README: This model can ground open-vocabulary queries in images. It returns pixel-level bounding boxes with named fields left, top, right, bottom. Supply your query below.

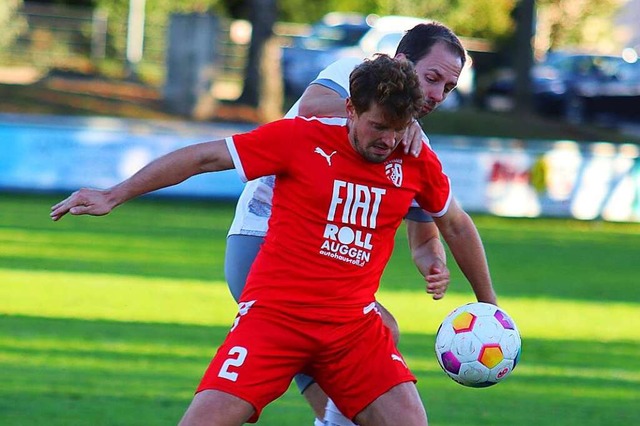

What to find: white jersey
left=227, top=57, right=431, bottom=237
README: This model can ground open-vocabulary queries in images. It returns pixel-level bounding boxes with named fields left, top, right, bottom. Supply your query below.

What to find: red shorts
left=196, top=301, right=416, bottom=423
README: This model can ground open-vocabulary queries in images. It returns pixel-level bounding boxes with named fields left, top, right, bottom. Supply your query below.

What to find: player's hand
left=425, top=259, right=450, bottom=300
left=401, top=119, right=423, bottom=157
left=50, top=188, right=114, bottom=221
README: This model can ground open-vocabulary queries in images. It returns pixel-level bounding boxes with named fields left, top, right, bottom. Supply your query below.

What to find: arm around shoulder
left=298, top=84, right=348, bottom=118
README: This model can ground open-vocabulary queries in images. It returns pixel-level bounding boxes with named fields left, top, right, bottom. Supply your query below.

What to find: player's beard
left=352, top=130, right=396, bottom=164
left=419, top=100, right=437, bottom=117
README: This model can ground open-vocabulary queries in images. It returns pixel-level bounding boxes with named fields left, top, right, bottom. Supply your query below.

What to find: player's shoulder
left=421, top=130, right=431, bottom=147
left=398, top=134, right=440, bottom=168
left=262, top=116, right=346, bottom=132
left=314, top=57, right=364, bottom=86
left=413, top=138, right=447, bottom=176
left=294, top=115, right=347, bottom=129
left=262, top=116, right=346, bottom=149
left=322, top=57, right=363, bottom=73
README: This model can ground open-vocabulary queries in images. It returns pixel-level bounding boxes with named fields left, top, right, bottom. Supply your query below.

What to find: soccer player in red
left=226, top=22, right=466, bottom=425
left=51, top=55, right=497, bottom=425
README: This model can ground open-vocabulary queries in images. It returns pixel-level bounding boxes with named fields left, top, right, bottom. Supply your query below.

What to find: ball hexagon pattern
left=435, top=302, right=521, bottom=387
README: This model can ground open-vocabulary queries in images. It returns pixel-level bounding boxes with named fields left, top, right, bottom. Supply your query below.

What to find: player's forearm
left=109, top=141, right=231, bottom=207
left=410, top=234, right=446, bottom=276
left=406, top=220, right=446, bottom=275
left=440, top=214, right=497, bottom=305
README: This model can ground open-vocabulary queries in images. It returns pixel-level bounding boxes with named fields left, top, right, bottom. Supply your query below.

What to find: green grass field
left=1, top=192, right=639, bottom=425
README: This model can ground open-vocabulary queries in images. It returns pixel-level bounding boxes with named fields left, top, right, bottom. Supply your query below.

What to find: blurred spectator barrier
left=2, top=114, right=639, bottom=223
left=432, top=135, right=640, bottom=222
left=0, top=114, right=254, bottom=199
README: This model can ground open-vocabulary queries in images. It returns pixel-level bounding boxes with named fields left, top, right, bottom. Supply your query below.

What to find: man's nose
left=381, top=130, right=398, bottom=146
left=426, top=86, right=445, bottom=103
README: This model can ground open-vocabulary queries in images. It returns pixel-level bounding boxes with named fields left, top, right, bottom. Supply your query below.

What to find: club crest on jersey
left=384, top=160, right=403, bottom=187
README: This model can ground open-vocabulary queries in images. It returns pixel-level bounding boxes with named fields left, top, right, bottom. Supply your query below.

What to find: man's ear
left=345, top=98, right=356, bottom=119
left=394, top=53, right=407, bottom=61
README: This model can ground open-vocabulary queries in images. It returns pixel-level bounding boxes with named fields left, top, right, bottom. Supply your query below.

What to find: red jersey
left=226, top=116, right=451, bottom=310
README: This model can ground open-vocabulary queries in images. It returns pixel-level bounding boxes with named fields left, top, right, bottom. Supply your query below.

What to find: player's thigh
left=224, top=235, right=264, bottom=301
left=197, top=307, right=311, bottom=422
left=376, top=301, right=400, bottom=344
left=354, top=382, right=427, bottom=426
left=179, top=389, right=254, bottom=426
left=312, top=313, right=415, bottom=420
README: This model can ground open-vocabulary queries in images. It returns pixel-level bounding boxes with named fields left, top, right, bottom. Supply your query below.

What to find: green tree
left=278, top=0, right=516, bottom=40
left=94, top=0, right=226, bottom=62
left=235, top=0, right=278, bottom=108
left=536, top=0, right=625, bottom=53
left=512, top=0, right=536, bottom=113
left=0, top=0, right=27, bottom=50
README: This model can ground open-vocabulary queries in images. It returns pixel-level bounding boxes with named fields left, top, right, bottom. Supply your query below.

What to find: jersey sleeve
left=226, top=119, right=295, bottom=183
left=414, top=146, right=452, bottom=217
left=282, top=58, right=361, bottom=119
left=404, top=202, right=434, bottom=222
left=310, top=57, right=362, bottom=99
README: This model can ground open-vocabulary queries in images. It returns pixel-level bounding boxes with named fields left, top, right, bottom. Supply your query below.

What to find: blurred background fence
left=0, top=3, right=109, bottom=68
left=1, top=4, right=94, bottom=66
left=0, top=2, right=306, bottom=90
left=0, top=3, right=238, bottom=85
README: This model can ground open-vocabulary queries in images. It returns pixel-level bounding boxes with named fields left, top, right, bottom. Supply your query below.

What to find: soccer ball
left=434, top=302, right=521, bottom=388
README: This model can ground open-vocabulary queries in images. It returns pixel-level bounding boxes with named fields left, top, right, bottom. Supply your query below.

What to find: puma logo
left=363, top=302, right=380, bottom=316
left=314, top=147, right=337, bottom=166
left=391, top=354, right=407, bottom=368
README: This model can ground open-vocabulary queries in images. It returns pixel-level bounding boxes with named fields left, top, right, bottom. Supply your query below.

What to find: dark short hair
left=395, top=21, right=467, bottom=69
left=349, top=54, right=424, bottom=123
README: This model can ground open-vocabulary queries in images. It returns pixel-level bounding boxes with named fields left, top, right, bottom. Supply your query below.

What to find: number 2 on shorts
left=217, top=346, right=248, bottom=381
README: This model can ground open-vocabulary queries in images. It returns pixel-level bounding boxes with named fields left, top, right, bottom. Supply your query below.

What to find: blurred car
left=560, top=54, right=640, bottom=124
left=480, top=52, right=640, bottom=124
left=281, top=13, right=372, bottom=98
left=281, top=15, right=475, bottom=108
left=478, top=64, right=567, bottom=113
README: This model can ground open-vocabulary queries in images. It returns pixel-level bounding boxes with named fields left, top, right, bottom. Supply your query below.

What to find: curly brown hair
left=349, top=54, right=424, bottom=124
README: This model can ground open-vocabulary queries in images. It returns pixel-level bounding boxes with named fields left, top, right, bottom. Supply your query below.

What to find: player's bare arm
left=406, top=220, right=450, bottom=300
left=50, top=140, right=232, bottom=221
left=298, top=84, right=347, bottom=118
left=433, top=199, right=498, bottom=305
left=299, top=84, right=423, bottom=157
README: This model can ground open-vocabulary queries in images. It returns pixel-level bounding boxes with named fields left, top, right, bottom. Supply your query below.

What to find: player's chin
left=420, top=103, right=437, bottom=117
left=366, top=148, right=392, bottom=162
